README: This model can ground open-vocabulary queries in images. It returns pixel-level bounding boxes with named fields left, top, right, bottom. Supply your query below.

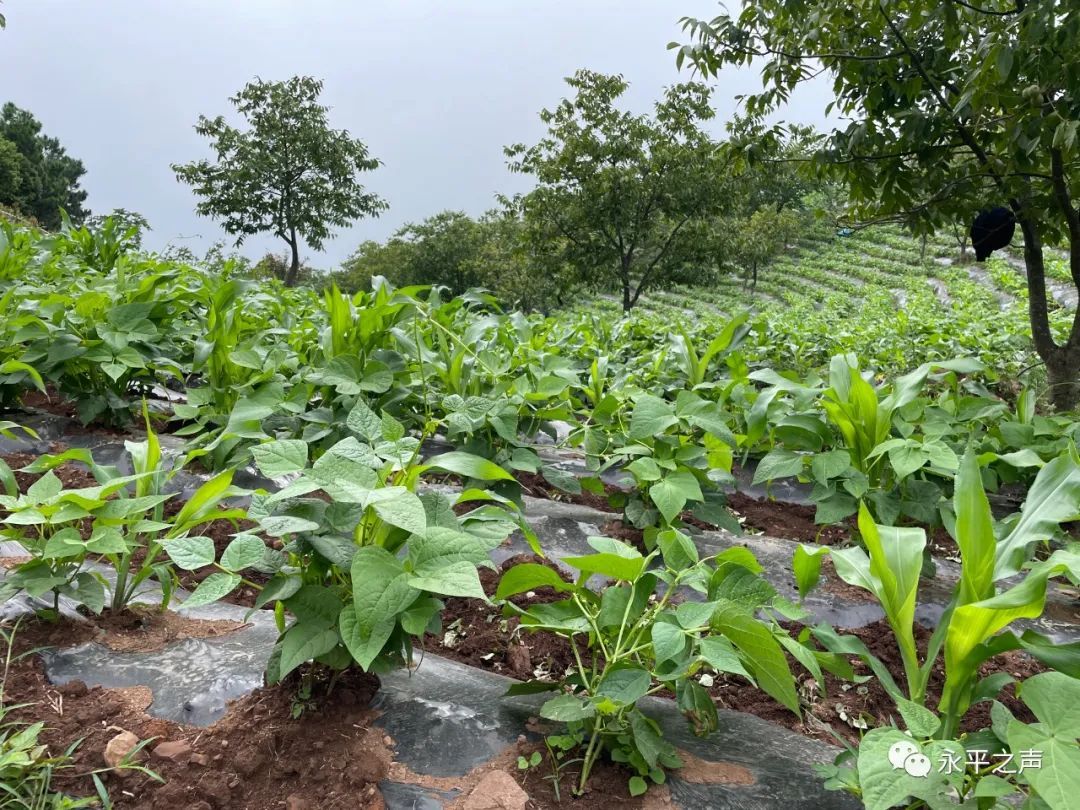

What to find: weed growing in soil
left=0, top=621, right=159, bottom=807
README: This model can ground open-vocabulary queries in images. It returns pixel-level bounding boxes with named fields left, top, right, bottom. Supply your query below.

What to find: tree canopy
left=172, top=75, right=387, bottom=287
left=505, top=69, right=727, bottom=312
left=675, top=1, right=1080, bottom=408
left=0, top=103, right=89, bottom=229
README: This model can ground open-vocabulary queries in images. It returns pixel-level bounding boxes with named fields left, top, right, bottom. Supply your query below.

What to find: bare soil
left=3, top=616, right=387, bottom=810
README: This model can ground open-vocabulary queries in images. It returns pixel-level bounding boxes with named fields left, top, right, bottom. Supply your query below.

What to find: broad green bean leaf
left=1006, top=719, right=1080, bottom=810
left=346, top=398, right=382, bottom=441
left=165, top=535, right=217, bottom=571
left=563, top=551, right=644, bottom=582
left=423, top=451, right=515, bottom=482
left=250, top=439, right=308, bottom=477
left=628, top=394, right=678, bottom=439
left=349, top=546, right=417, bottom=630
left=339, top=609, right=395, bottom=671
left=596, top=666, right=652, bottom=706
left=259, top=515, right=321, bottom=537
left=66, top=572, right=105, bottom=614
left=812, top=449, right=852, bottom=483
left=657, top=528, right=698, bottom=570
left=675, top=600, right=719, bottom=630
left=408, top=560, right=485, bottom=599
left=495, top=563, right=572, bottom=599
left=752, top=448, right=805, bottom=485
left=369, top=488, right=427, bottom=535
left=540, top=694, right=595, bottom=722
left=649, top=471, right=702, bottom=524
left=277, top=623, right=340, bottom=680
left=698, top=635, right=753, bottom=681
left=893, top=696, right=941, bottom=738
left=855, top=728, right=965, bottom=810
left=221, top=534, right=269, bottom=571
left=307, top=534, right=356, bottom=568
left=651, top=620, right=687, bottom=664
left=285, top=584, right=343, bottom=629
left=85, top=527, right=128, bottom=555
left=540, top=464, right=582, bottom=494
left=179, top=572, right=241, bottom=610
left=629, top=711, right=667, bottom=769
left=27, top=470, right=62, bottom=501
left=251, top=574, right=303, bottom=611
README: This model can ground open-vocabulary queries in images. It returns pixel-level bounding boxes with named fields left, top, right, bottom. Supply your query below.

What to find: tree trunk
left=1046, top=351, right=1080, bottom=412
left=284, top=231, right=300, bottom=287
left=620, top=256, right=632, bottom=313
left=1017, top=213, right=1080, bottom=411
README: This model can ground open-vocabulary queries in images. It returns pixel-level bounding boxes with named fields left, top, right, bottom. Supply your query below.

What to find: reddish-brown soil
left=726, top=492, right=849, bottom=545
left=2, top=451, right=100, bottom=492
left=725, top=491, right=961, bottom=556
left=516, top=470, right=618, bottom=513
left=3, top=617, right=386, bottom=810
left=19, top=605, right=243, bottom=653
left=19, top=387, right=82, bottom=421
left=424, top=555, right=581, bottom=681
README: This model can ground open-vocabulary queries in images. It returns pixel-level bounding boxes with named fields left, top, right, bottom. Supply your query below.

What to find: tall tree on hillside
left=0, top=103, right=89, bottom=229
left=676, top=1, right=1080, bottom=410
left=173, top=76, right=387, bottom=287
left=505, top=70, right=726, bottom=312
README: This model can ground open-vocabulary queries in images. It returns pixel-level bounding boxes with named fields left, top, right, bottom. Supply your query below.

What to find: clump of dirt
left=21, top=605, right=243, bottom=653
left=726, top=492, right=849, bottom=545
left=3, top=617, right=386, bottom=810
left=516, top=470, right=619, bottom=513
left=19, top=387, right=82, bottom=421
left=424, top=554, right=582, bottom=681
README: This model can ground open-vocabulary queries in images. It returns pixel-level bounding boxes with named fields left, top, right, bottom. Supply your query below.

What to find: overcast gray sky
left=0, top=1, right=829, bottom=267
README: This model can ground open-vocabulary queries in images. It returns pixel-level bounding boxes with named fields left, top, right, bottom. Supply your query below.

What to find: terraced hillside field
left=570, top=225, right=1075, bottom=385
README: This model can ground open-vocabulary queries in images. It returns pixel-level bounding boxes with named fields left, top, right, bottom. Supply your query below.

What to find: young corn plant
left=793, top=448, right=1080, bottom=808
left=0, top=413, right=245, bottom=615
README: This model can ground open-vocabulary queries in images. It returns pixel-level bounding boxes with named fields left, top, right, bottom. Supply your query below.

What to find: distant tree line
left=0, top=102, right=89, bottom=230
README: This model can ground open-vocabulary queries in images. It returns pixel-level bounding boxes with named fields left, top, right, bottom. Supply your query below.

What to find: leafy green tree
left=172, top=76, right=387, bottom=287
left=676, top=1, right=1080, bottom=410
left=394, top=210, right=487, bottom=293
left=726, top=206, right=802, bottom=293
left=0, top=103, right=89, bottom=229
left=505, top=70, right=726, bottom=312
left=337, top=236, right=417, bottom=292
left=85, top=209, right=151, bottom=249
left=0, top=138, right=20, bottom=205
